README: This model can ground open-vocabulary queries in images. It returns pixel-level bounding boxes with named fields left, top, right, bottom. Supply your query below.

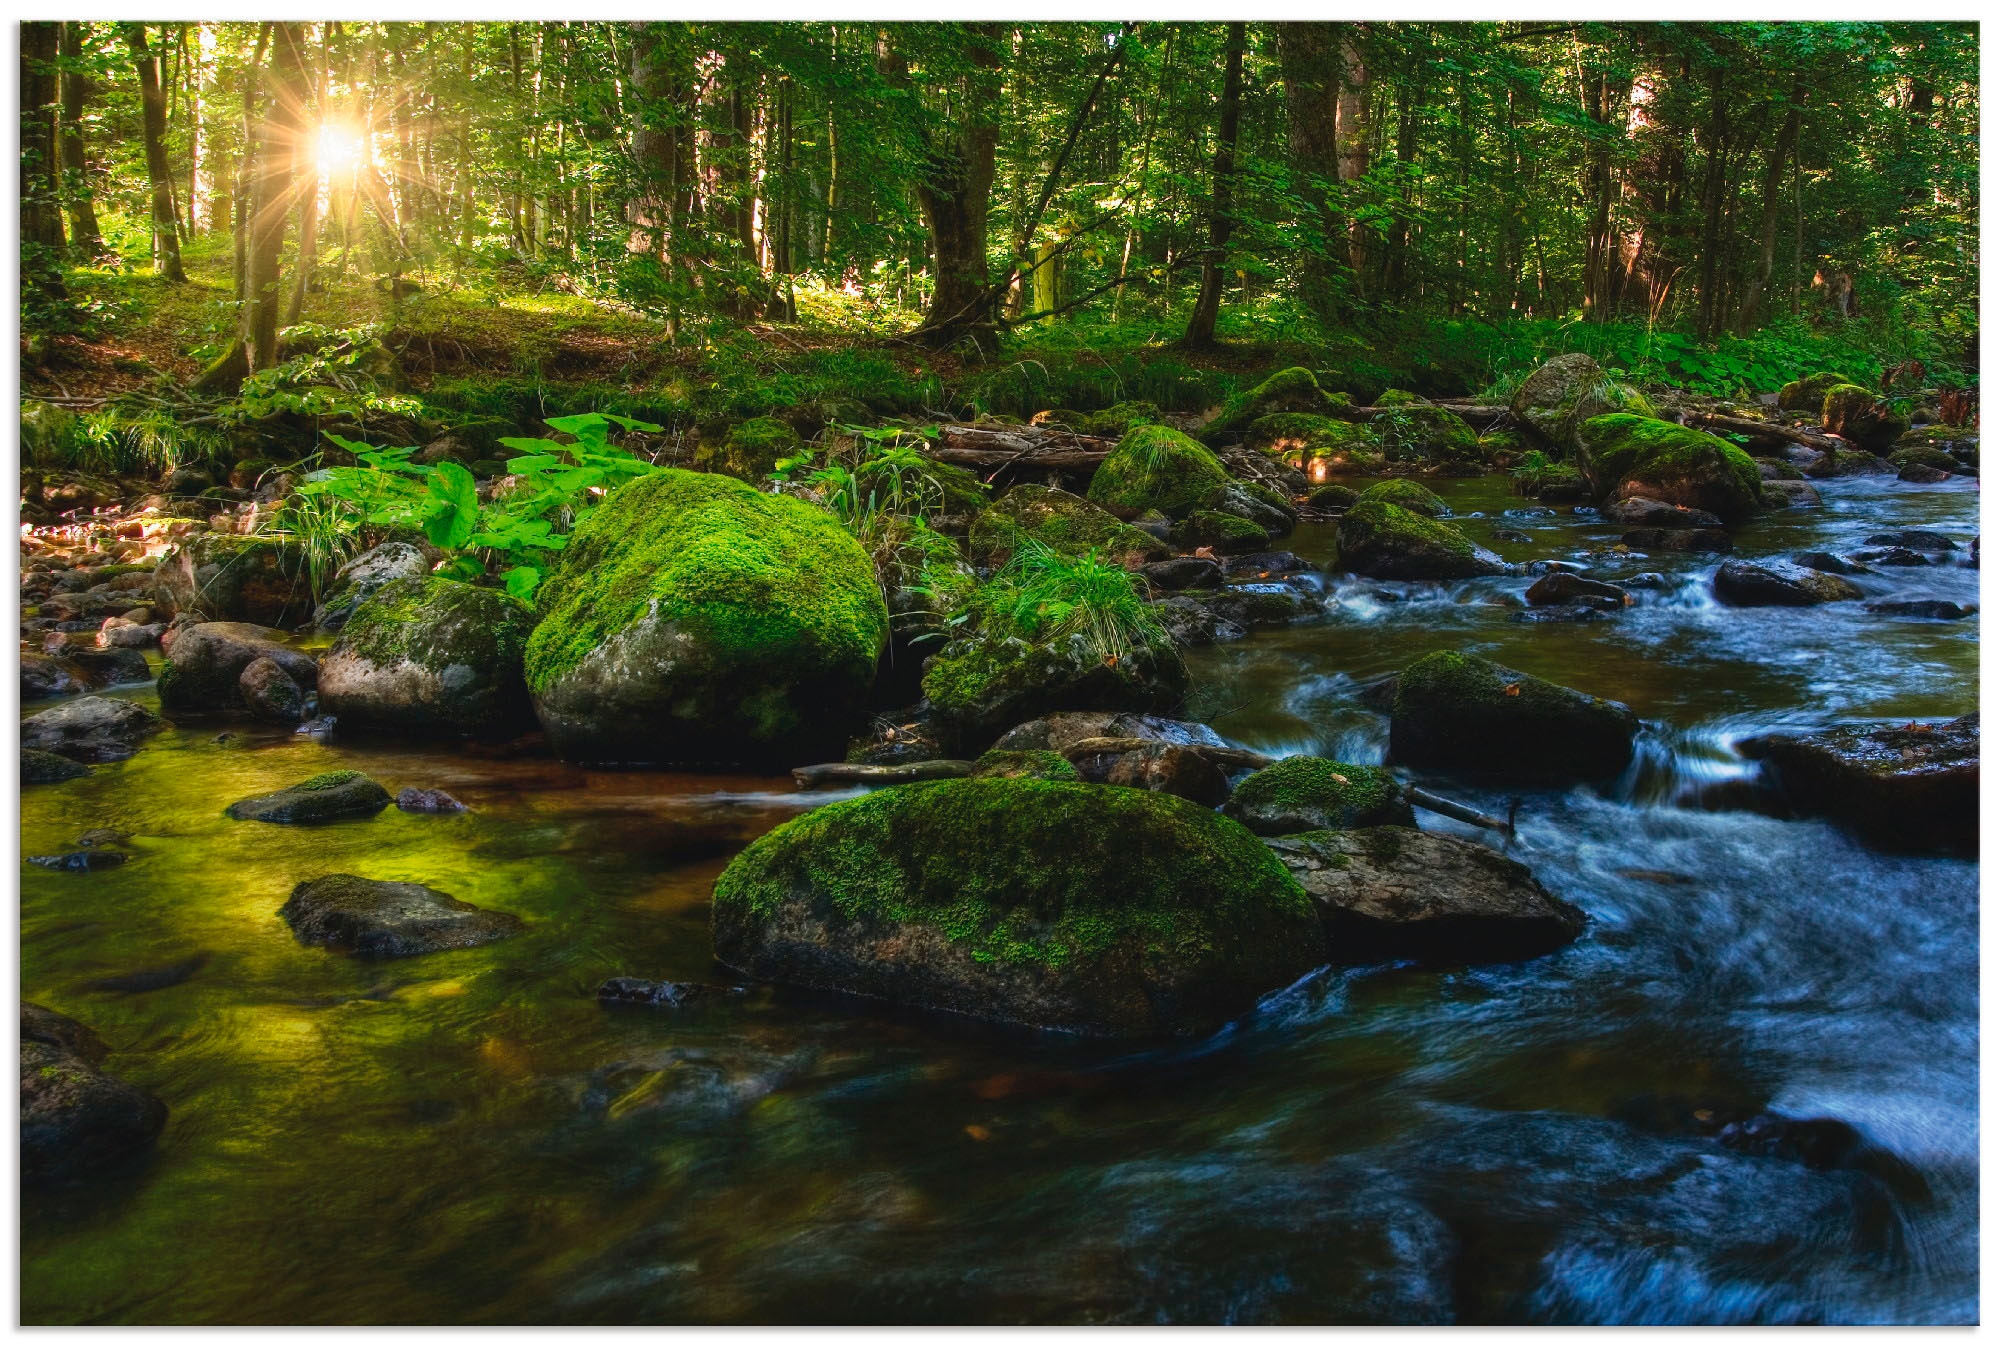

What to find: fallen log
left=928, top=424, right=1118, bottom=474
left=792, top=759, right=974, bottom=788
left=1058, top=737, right=1277, bottom=770
left=1404, top=786, right=1516, bottom=836
left=1677, top=410, right=1845, bottom=454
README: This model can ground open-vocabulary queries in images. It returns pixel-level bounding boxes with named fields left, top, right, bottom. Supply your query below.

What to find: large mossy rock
left=922, top=631, right=1189, bottom=745
left=157, top=622, right=320, bottom=715
left=1575, top=414, right=1764, bottom=523
left=710, top=778, right=1326, bottom=1037
left=1334, top=500, right=1506, bottom=580
left=1371, top=391, right=1485, bottom=472
left=1224, top=757, right=1416, bottom=835
left=967, top=484, right=1169, bottom=569
left=1087, top=425, right=1233, bottom=519
left=525, top=469, right=888, bottom=767
left=319, top=577, right=537, bottom=739
left=152, top=533, right=312, bottom=627
left=1390, top=651, right=1640, bottom=781
left=1738, top=714, right=1977, bottom=854
left=225, top=770, right=392, bottom=824
left=694, top=415, right=803, bottom=482
left=1509, top=353, right=1651, bottom=450
left=1200, top=367, right=1344, bottom=445
left=1776, top=371, right=1855, bottom=414
left=1820, top=384, right=1910, bottom=452
left=312, top=541, right=433, bottom=631
left=1242, top=413, right=1380, bottom=469
left=1354, top=478, right=1449, bottom=518
left=1266, top=828, right=1586, bottom=966
left=21, top=1003, right=167, bottom=1185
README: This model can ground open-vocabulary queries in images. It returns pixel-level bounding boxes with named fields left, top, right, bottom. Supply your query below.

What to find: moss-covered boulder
left=710, top=777, right=1326, bottom=1036
left=152, top=534, right=312, bottom=627
left=157, top=622, right=320, bottom=716
left=695, top=415, right=802, bottom=482
left=969, top=748, right=1080, bottom=781
left=1168, top=509, right=1269, bottom=554
left=312, top=541, right=434, bottom=632
left=1509, top=353, right=1600, bottom=448
left=1305, top=483, right=1359, bottom=511
left=1087, top=425, right=1231, bottom=519
left=1354, top=479, right=1449, bottom=518
left=1371, top=393, right=1484, bottom=472
left=1574, top=414, right=1763, bottom=523
left=1079, top=401, right=1166, bottom=438
left=1887, top=446, right=1967, bottom=476
left=1390, top=651, right=1639, bottom=781
left=319, top=578, right=537, bottom=739
left=1334, top=501, right=1506, bottom=580
left=225, top=770, right=392, bottom=824
left=922, top=630, right=1189, bottom=745
left=1224, top=757, right=1416, bottom=835
left=20, top=401, right=79, bottom=466
left=525, top=469, right=888, bottom=767
left=1242, top=413, right=1378, bottom=463
left=1200, top=367, right=1344, bottom=446
left=1820, top=384, right=1911, bottom=452
left=874, top=515, right=978, bottom=645
left=967, top=484, right=1169, bottom=569
left=1776, top=371, right=1856, bottom=414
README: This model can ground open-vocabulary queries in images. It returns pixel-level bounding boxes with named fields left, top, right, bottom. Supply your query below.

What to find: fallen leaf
left=964, top=1125, right=992, bottom=1142
left=1504, top=682, right=1522, bottom=697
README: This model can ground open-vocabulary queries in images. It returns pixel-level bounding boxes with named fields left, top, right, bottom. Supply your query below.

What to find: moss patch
left=1355, top=479, right=1449, bottom=517
left=695, top=415, right=802, bottom=482
left=970, top=748, right=1080, bottom=781
left=337, top=576, right=535, bottom=675
left=1225, top=756, right=1413, bottom=834
left=1086, top=425, right=1231, bottom=519
left=967, top=484, right=1168, bottom=569
left=1575, top=413, right=1763, bottom=522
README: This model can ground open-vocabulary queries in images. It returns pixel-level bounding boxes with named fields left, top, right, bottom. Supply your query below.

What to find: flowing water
left=21, top=473, right=1980, bottom=1324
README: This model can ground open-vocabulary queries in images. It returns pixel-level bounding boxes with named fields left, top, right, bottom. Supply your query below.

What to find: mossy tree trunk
left=1183, top=22, right=1245, bottom=349
left=120, top=24, right=187, bottom=282
left=20, top=22, right=68, bottom=305
left=57, top=22, right=109, bottom=263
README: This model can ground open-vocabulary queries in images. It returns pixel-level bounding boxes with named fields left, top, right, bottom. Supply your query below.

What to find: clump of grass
left=972, top=540, right=1169, bottom=666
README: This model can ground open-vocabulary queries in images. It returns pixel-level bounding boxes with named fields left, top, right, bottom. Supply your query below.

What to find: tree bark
left=1183, top=22, right=1245, bottom=348
left=1335, top=22, right=1372, bottom=292
left=121, top=24, right=187, bottom=281
left=1275, top=22, right=1342, bottom=325
left=1734, top=81, right=1802, bottom=335
left=1693, top=58, right=1732, bottom=339
left=57, top=22, right=109, bottom=261
left=897, top=24, right=1003, bottom=350
left=20, top=22, right=67, bottom=304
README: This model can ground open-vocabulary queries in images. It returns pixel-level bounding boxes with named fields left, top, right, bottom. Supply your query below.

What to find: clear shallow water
left=21, top=473, right=1980, bottom=1324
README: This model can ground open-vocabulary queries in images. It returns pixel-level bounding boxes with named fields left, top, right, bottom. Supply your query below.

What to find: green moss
left=1200, top=367, right=1339, bottom=444
left=1086, top=424, right=1231, bottom=519
left=1168, top=509, right=1268, bottom=552
left=695, top=415, right=802, bottom=482
left=711, top=777, right=1311, bottom=972
left=1887, top=446, right=1960, bottom=473
left=1777, top=371, right=1854, bottom=414
left=1078, top=401, right=1165, bottom=438
left=337, top=576, right=535, bottom=674
left=1478, top=427, right=1531, bottom=457
left=1355, top=479, right=1448, bottom=517
left=967, top=484, right=1167, bottom=569
left=970, top=748, right=1080, bottom=781
left=1575, top=413, right=1762, bottom=520
left=1226, top=756, right=1410, bottom=833
left=294, top=771, right=364, bottom=791
left=523, top=468, right=888, bottom=700
left=924, top=458, right=992, bottom=516
left=1306, top=484, right=1358, bottom=510
left=1376, top=388, right=1421, bottom=407
left=1337, top=499, right=1476, bottom=563
left=1371, top=397, right=1481, bottom=467
left=1242, top=413, right=1375, bottom=456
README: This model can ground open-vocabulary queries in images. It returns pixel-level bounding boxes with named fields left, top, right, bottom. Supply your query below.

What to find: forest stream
left=20, top=470, right=1978, bottom=1325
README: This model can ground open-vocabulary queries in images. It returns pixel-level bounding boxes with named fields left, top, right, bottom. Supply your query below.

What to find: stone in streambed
left=711, top=778, right=1325, bottom=1038
left=1525, top=572, right=1628, bottom=607
left=319, top=577, right=537, bottom=739
left=1389, top=651, right=1639, bottom=782
left=969, top=749, right=1082, bottom=782
left=1865, top=600, right=1975, bottom=621
left=1793, top=551, right=1872, bottom=576
left=226, top=770, right=391, bottom=824
left=280, top=874, right=523, bottom=958
left=1335, top=500, right=1507, bottom=580
left=1265, top=827, right=1586, bottom=967
left=21, top=1002, right=167, bottom=1185
left=1737, top=713, right=1977, bottom=853
left=21, top=749, right=90, bottom=785
left=1622, top=527, right=1732, bottom=554
left=27, top=850, right=129, bottom=872
left=1712, top=559, right=1864, bottom=606
left=20, top=695, right=161, bottom=764
left=1575, top=414, right=1763, bottom=522
left=1599, top=497, right=1723, bottom=528
left=1863, top=530, right=1959, bottom=553
left=396, top=787, right=469, bottom=813
left=1224, top=757, right=1415, bottom=835
left=157, top=622, right=319, bottom=716
left=312, top=541, right=435, bottom=632
left=596, top=978, right=748, bottom=1009
left=239, top=656, right=307, bottom=724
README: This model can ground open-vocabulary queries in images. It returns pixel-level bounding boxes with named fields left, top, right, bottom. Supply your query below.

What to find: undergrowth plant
left=949, top=540, right=1170, bottom=667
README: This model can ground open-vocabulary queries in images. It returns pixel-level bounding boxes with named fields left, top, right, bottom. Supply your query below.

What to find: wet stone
left=1865, top=600, right=1975, bottom=621
left=1864, top=529, right=1958, bottom=552
left=280, top=874, right=524, bottom=958
left=225, top=771, right=392, bottom=825
left=396, top=787, right=469, bottom=813
left=1622, top=528, right=1733, bottom=554
left=1850, top=546, right=1930, bottom=567
left=22, top=749, right=90, bottom=785
left=596, top=978, right=748, bottom=1009
left=1738, top=713, right=1977, bottom=852
left=20, top=1003, right=167, bottom=1185
left=27, top=851, right=130, bottom=873
left=1793, top=551, right=1871, bottom=576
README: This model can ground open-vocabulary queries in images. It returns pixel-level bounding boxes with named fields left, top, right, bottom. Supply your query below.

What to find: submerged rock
left=1266, top=828, right=1586, bottom=966
left=1335, top=500, right=1507, bottom=580
left=320, top=577, right=537, bottom=739
left=1525, top=572, right=1628, bottom=607
left=1224, top=757, right=1415, bottom=835
left=225, top=770, right=392, bottom=824
left=1389, top=651, right=1639, bottom=781
left=711, top=778, right=1325, bottom=1037
left=21, top=1003, right=167, bottom=1185
left=157, top=622, right=320, bottom=716
left=1712, top=559, right=1864, bottom=607
left=1622, top=527, right=1732, bottom=554
left=1862, top=529, right=1959, bottom=553
left=396, top=787, right=469, bottom=813
left=525, top=469, right=888, bottom=767
left=22, top=748, right=90, bottom=785
left=1738, top=714, right=1977, bottom=852
left=20, top=695, right=161, bottom=763
left=280, top=874, right=523, bottom=958
left=27, top=850, right=129, bottom=872
left=596, top=978, right=747, bottom=1009
left=1865, top=600, right=1974, bottom=621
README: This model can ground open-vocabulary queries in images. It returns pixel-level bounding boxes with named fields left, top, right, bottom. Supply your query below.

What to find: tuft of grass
left=972, top=540, right=1169, bottom=666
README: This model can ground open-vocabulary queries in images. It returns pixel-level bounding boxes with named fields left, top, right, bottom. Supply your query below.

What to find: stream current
left=21, top=472, right=1980, bottom=1324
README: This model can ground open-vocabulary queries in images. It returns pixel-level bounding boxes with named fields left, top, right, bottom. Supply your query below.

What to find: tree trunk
left=1735, top=81, right=1802, bottom=334
left=1275, top=22, right=1342, bottom=325
left=898, top=24, right=1003, bottom=350
left=121, top=24, right=187, bottom=281
left=1693, top=60, right=1731, bottom=339
left=1335, top=22, right=1372, bottom=294
left=1183, top=21, right=1245, bottom=348
left=57, top=22, right=109, bottom=261
left=20, top=22, right=67, bottom=304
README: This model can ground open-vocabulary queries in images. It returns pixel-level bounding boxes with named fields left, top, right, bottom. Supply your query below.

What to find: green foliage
left=20, top=400, right=227, bottom=475
left=225, top=326, right=422, bottom=425
left=957, top=540, right=1170, bottom=668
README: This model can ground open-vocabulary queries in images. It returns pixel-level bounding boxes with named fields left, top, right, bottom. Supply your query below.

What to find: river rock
left=1100, top=743, right=1231, bottom=805
left=21, top=1003, right=167, bottom=1185
left=1525, top=572, right=1628, bottom=607
left=1712, top=559, right=1864, bottom=606
left=1087, top=425, right=1233, bottom=519
left=1389, top=651, right=1639, bottom=781
left=280, top=874, right=523, bottom=958
left=1851, top=546, right=1930, bottom=567
left=1224, top=757, right=1415, bottom=834
left=21, top=652, right=86, bottom=701
left=1899, top=463, right=1953, bottom=483
left=1508, top=353, right=1652, bottom=450
left=239, top=656, right=307, bottom=723
left=1599, top=497, right=1724, bottom=528
left=157, top=622, right=320, bottom=715
left=225, top=770, right=392, bottom=824
left=312, top=541, right=434, bottom=631
left=396, top=787, right=469, bottom=813
left=1575, top=414, right=1764, bottom=522
left=22, top=749, right=90, bottom=784
left=993, top=710, right=1227, bottom=753
left=712, top=778, right=1325, bottom=1037
left=28, top=850, right=129, bottom=872
left=967, top=484, right=1170, bottom=569
left=151, top=533, right=311, bottom=627
left=1793, top=551, right=1871, bottom=576
left=922, top=630, right=1188, bottom=746
left=1266, top=828, right=1586, bottom=966
left=1140, top=556, right=1226, bottom=591
left=1820, top=384, right=1910, bottom=451
left=596, top=978, right=746, bottom=1009
left=1168, top=509, right=1271, bottom=554
left=1863, top=530, right=1959, bottom=553
left=1149, top=595, right=1248, bottom=647
left=1738, top=713, right=1977, bottom=852
left=98, top=620, right=165, bottom=649
left=1623, top=527, right=1733, bottom=554
left=319, top=577, right=536, bottom=739
left=1805, top=448, right=1897, bottom=478
left=1865, top=600, right=1974, bottom=620
left=20, top=696, right=161, bottom=763
left=1335, top=500, right=1507, bottom=580
left=1762, top=480, right=1824, bottom=509
left=525, top=469, right=888, bottom=767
